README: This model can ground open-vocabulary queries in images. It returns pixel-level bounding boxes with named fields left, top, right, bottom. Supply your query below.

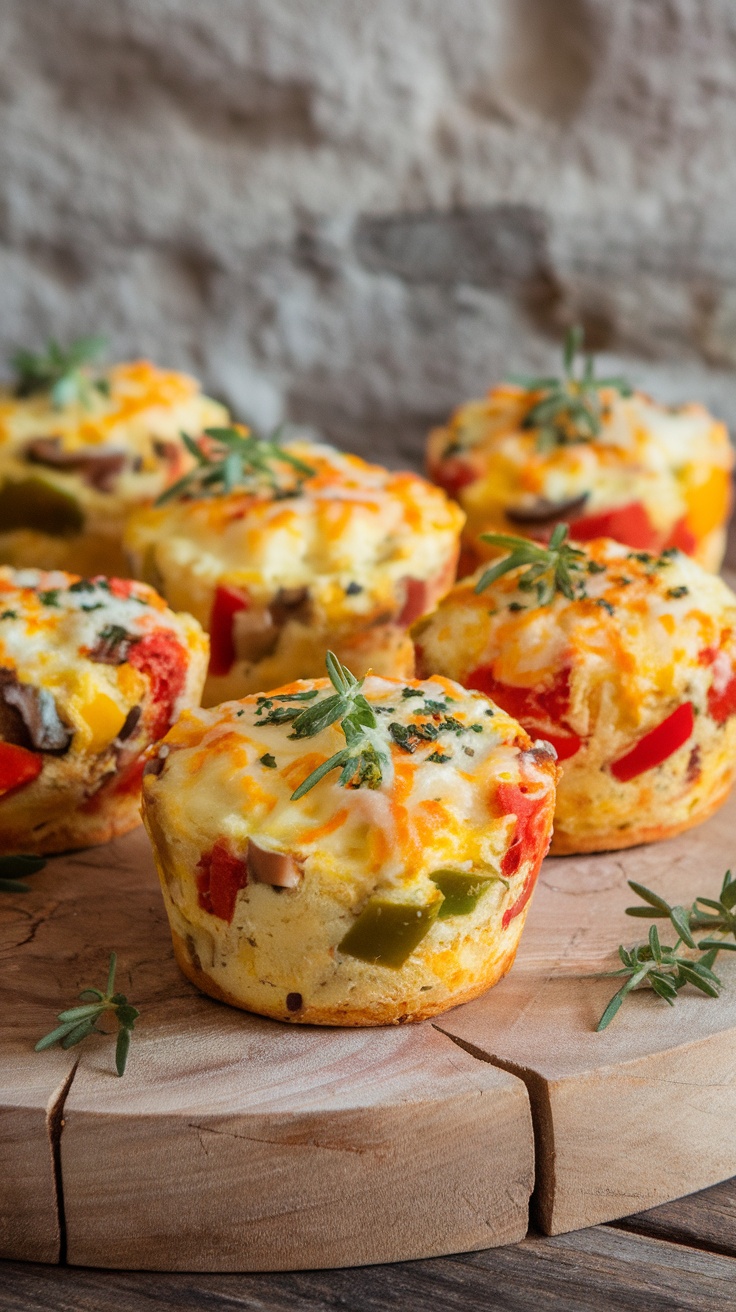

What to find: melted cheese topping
left=0, top=360, right=228, bottom=527
left=145, top=674, right=556, bottom=906
left=428, top=384, right=733, bottom=568
left=125, top=442, right=464, bottom=629
left=416, top=541, right=736, bottom=738
left=0, top=566, right=208, bottom=754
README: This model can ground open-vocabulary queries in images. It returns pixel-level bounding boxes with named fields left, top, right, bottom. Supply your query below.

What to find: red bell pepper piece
left=196, top=840, right=249, bottom=922
left=128, top=630, right=187, bottom=738
left=429, top=455, right=476, bottom=498
left=664, top=516, right=697, bottom=556
left=568, top=501, right=661, bottom=552
left=699, top=647, right=736, bottom=724
left=610, top=701, right=694, bottom=783
left=467, top=666, right=582, bottom=760
left=0, top=742, right=43, bottom=797
left=208, top=584, right=249, bottom=678
left=497, top=780, right=552, bottom=926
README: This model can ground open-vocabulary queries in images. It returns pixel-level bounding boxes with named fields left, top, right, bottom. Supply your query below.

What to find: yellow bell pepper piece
left=80, top=692, right=127, bottom=755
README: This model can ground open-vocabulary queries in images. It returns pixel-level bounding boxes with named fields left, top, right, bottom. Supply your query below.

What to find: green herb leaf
left=11, top=335, right=108, bottom=408
left=475, top=523, right=587, bottom=606
left=509, top=326, right=632, bottom=452
left=289, top=653, right=389, bottom=800
left=0, top=853, right=46, bottom=894
left=155, top=426, right=315, bottom=505
left=596, top=871, right=736, bottom=1030
left=35, top=952, right=139, bottom=1076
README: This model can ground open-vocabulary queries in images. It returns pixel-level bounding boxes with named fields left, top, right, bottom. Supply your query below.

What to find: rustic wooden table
left=1, top=1176, right=735, bottom=1311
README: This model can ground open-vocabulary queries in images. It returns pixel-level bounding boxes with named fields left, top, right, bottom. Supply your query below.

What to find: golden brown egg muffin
left=0, top=338, right=227, bottom=576
left=427, top=329, right=733, bottom=575
left=124, top=429, right=464, bottom=706
left=0, top=567, right=208, bottom=854
left=414, top=526, right=736, bottom=854
left=142, top=657, right=558, bottom=1025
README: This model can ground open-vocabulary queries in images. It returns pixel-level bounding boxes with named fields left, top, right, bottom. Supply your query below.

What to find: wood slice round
left=2, top=792, right=736, bottom=1271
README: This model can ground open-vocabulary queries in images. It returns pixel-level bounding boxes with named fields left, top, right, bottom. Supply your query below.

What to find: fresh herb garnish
left=0, top=610, right=18, bottom=620
left=596, top=872, right=736, bottom=1030
left=11, top=336, right=109, bottom=408
left=289, top=653, right=389, bottom=800
left=259, top=753, right=277, bottom=769
left=427, top=751, right=451, bottom=763
left=0, top=854, right=46, bottom=893
left=509, top=325, right=632, bottom=452
left=38, top=590, right=61, bottom=607
left=475, top=523, right=587, bottom=605
left=155, top=426, right=315, bottom=505
left=35, top=952, right=139, bottom=1076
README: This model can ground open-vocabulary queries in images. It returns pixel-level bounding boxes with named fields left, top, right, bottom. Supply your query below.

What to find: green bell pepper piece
left=338, top=890, right=443, bottom=968
left=0, top=477, right=84, bottom=536
left=430, top=869, right=496, bottom=918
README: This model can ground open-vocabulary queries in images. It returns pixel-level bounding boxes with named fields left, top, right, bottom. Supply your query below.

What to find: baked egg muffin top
left=144, top=665, right=557, bottom=919
left=126, top=436, right=464, bottom=631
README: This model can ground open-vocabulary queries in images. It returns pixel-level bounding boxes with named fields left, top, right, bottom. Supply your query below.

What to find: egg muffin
left=124, top=428, right=464, bottom=705
left=414, top=525, right=736, bottom=854
left=0, top=336, right=228, bottom=576
left=0, top=567, right=208, bottom=854
left=142, top=656, right=558, bottom=1025
left=427, top=328, right=733, bottom=574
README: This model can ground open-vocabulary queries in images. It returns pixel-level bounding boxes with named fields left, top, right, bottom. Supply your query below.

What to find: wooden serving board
left=2, top=795, right=736, bottom=1271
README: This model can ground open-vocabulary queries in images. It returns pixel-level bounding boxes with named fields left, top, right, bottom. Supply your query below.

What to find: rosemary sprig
left=155, top=426, right=315, bottom=505
left=596, top=927, right=721, bottom=1031
left=510, top=325, right=632, bottom=452
left=11, top=335, right=109, bottom=408
left=0, top=854, right=46, bottom=893
left=596, top=873, right=736, bottom=1031
left=289, top=652, right=389, bottom=800
left=35, top=952, right=139, bottom=1076
left=475, top=522, right=587, bottom=604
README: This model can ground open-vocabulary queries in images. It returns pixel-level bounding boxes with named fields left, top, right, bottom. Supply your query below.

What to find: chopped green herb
left=38, top=590, right=61, bottom=606
left=596, top=599, right=615, bottom=615
left=667, top=586, right=689, bottom=599
left=508, top=601, right=525, bottom=612
left=401, top=688, right=424, bottom=700
left=0, top=609, right=18, bottom=620
left=427, top=751, right=451, bottom=764
left=469, top=723, right=484, bottom=733
left=259, top=753, right=277, bottom=769
left=587, top=560, right=606, bottom=575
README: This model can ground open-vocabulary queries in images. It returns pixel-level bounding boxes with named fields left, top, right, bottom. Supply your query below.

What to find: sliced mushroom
left=506, top=493, right=590, bottom=527
left=25, top=436, right=128, bottom=492
left=232, top=608, right=279, bottom=663
left=269, top=586, right=311, bottom=628
left=0, top=669, right=73, bottom=754
left=246, top=838, right=302, bottom=888
left=116, top=704, right=142, bottom=742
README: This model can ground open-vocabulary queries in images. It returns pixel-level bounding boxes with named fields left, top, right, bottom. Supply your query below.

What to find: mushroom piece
left=232, top=608, right=279, bottom=663
left=398, top=577, right=430, bottom=627
left=0, top=669, right=73, bottom=754
left=246, top=838, right=302, bottom=888
left=505, top=492, right=590, bottom=527
left=24, top=436, right=128, bottom=492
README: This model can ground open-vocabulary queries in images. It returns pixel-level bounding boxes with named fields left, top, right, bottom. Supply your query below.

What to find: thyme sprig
left=475, top=523, right=587, bottom=605
left=596, top=873, right=736, bottom=1031
left=0, top=854, right=46, bottom=893
left=289, top=652, right=389, bottom=800
left=35, top=953, right=139, bottom=1076
left=155, top=426, right=315, bottom=505
left=11, top=335, right=109, bottom=408
left=510, top=325, right=632, bottom=452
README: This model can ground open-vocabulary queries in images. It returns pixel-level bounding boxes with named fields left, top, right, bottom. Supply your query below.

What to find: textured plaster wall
left=2, top=0, right=736, bottom=466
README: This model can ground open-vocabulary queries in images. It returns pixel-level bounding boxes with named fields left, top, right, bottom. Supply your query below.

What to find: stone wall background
left=3, top=0, right=736, bottom=467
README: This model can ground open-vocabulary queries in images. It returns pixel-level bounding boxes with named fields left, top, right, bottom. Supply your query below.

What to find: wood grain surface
left=2, top=780, right=736, bottom=1269
left=1, top=830, right=534, bottom=1271
left=2, top=1178, right=736, bottom=1312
